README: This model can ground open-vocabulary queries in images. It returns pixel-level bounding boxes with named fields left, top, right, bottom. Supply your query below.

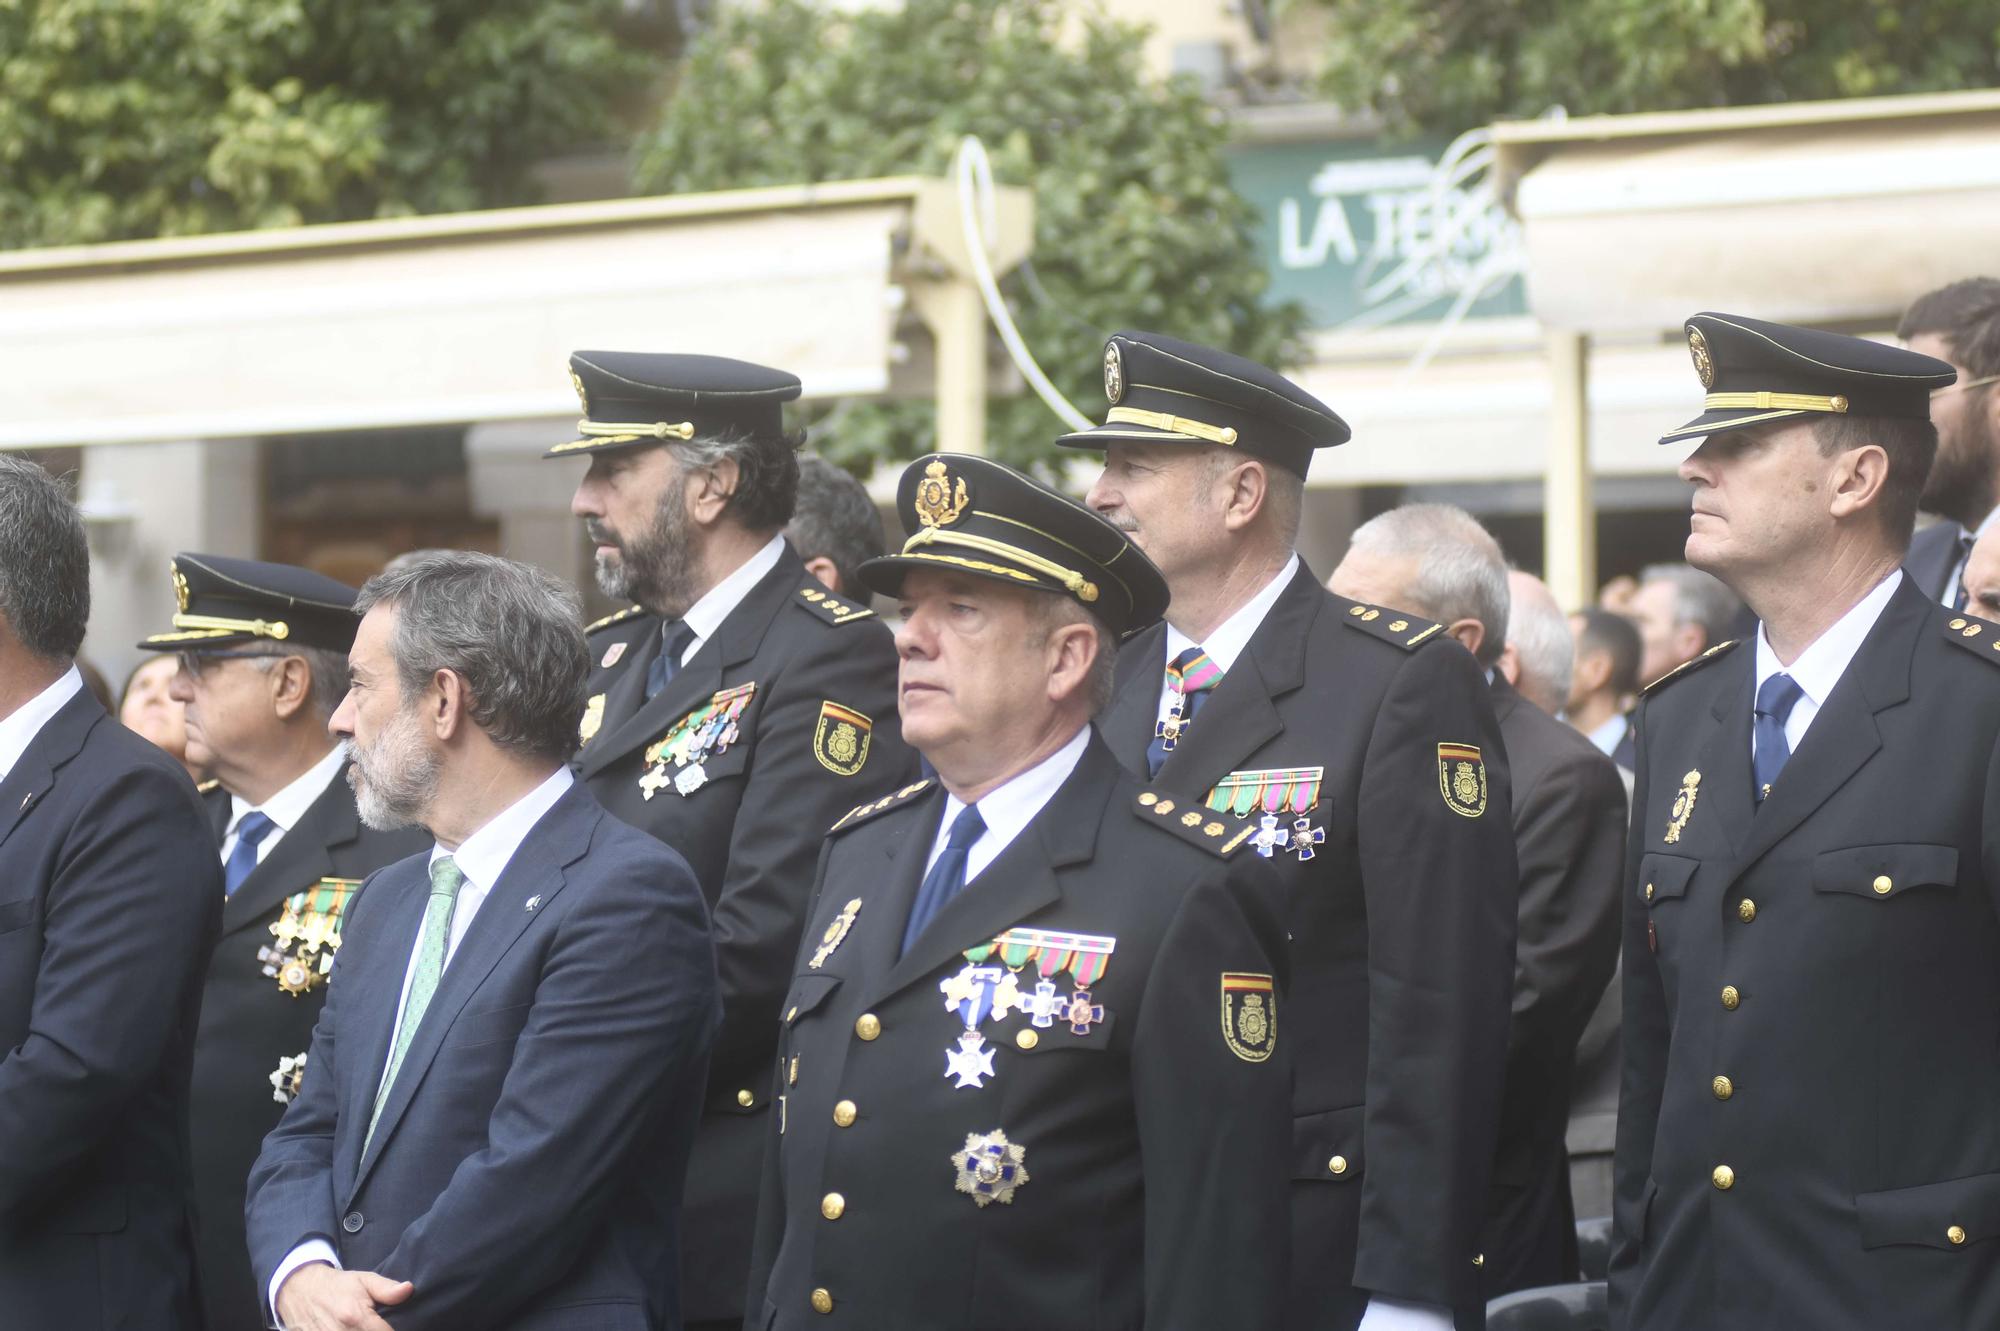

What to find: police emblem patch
left=913, top=458, right=970, bottom=529
left=1689, top=327, right=1715, bottom=389
left=812, top=701, right=874, bottom=776
left=1437, top=743, right=1488, bottom=818
left=1104, top=341, right=1125, bottom=404
left=578, top=693, right=605, bottom=746
left=601, top=640, right=627, bottom=668
left=1220, top=972, right=1277, bottom=1063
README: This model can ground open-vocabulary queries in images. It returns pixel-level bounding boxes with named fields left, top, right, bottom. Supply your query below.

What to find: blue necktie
left=224, top=811, right=276, bottom=897
left=1752, top=672, right=1804, bottom=805
left=644, top=621, right=698, bottom=702
left=1953, top=532, right=1976, bottom=612
left=901, top=804, right=987, bottom=957
left=1146, top=645, right=1223, bottom=777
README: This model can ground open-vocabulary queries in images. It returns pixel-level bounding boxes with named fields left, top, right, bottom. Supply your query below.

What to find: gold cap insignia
left=913, top=458, right=970, bottom=529
left=1103, top=342, right=1125, bottom=405
left=570, top=369, right=589, bottom=413
left=171, top=562, right=190, bottom=614
left=1689, top=327, right=1715, bottom=389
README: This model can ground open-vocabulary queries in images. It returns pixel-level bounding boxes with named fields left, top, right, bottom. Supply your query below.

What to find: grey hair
left=785, top=455, right=886, bottom=596
left=668, top=428, right=803, bottom=532
left=1349, top=503, right=1510, bottom=666
left=1205, top=446, right=1304, bottom=547
left=248, top=645, right=352, bottom=725
left=1029, top=593, right=1118, bottom=717
left=1638, top=562, right=1743, bottom=647
left=0, top=454, right=89, bottom=662
left=1504, top=574, right=1575, bottom=713
left=355, top=551, right=588, bottom=762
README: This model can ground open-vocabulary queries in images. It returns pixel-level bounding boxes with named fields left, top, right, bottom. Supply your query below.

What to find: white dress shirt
left=1586, top=712, right=1630, bottom=761
left=1941, top=506, right=2000, bottom=608
left=662, top=533, right=787, bottom=669
left=923, top=725, right=1089, bottom=882
left=1752, top=569, right=1902, bottom=762
left=1152, top=552, right=1299, bottom=732
left=220, top=743, right=348, bottom=869
left=268, top=765, right=575, bottom=1318
left=0, top=666, right=81, bottom=781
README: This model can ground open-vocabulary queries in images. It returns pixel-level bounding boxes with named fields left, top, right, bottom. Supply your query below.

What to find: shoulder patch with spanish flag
left=812, top=701, right=874, bottom=776
left=1437, top=742, right=1488, bottom=818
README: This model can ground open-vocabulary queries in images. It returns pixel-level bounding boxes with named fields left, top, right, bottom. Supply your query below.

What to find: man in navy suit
left=0, top=454, right=222, bottom=1330
left=246, top=551, right=719, bottom=1331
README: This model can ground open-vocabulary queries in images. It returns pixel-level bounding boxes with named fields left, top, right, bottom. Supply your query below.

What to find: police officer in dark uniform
left=134, top=554, right=426, bottom=1331
left=1063, top=332, right=1520, bottom=1331
left=547, top=351, right=914, bottom=1329
left=1611, top=315, right=2000, bottom=1331
left=747, top=453, right=1291, bottom=1330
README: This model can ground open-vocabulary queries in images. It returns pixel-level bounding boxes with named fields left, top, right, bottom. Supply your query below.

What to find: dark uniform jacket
left=575, top=542, right=914, bottom=1322
left=1612, top=577, right=2000, bottom=1330
left=1904, top=517, right=1964, bottom=604
left=1099, top=562, right=1519, bottom=1330
left=0, top=686, right=221, bottom=1330
left=1479, top=676, right=1626, bottom=1296
left=191, top=766, right=427, bottom=1331
left=745, top=733, right=1292, bottom=1331
left=246, top=781, right=719, bottom=1331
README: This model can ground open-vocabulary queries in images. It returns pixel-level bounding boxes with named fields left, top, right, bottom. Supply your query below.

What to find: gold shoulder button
left=828, top=779, right=934, bottom=834
left=1339, top=600, right=1444, bottom=651
left=1942, top=612, right=2000, bottom=664
left=795, top=584, right=877, bottom=626
left=585, top=604, right=647, bottom=634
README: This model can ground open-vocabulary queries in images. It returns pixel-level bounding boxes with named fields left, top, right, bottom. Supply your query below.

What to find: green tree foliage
left=0, top=0, right=650, bottom=248
left=1314, top=0, right=2000, bottom=136
left=633, top=0, right=1306, bottom=477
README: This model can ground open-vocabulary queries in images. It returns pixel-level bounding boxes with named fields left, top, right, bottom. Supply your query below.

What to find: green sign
left=1229, top=137, right=1527, bottom=330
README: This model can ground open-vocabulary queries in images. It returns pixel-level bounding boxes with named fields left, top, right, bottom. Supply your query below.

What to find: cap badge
left=1103, top=342, right=1125, bottom=405
left=569, top=369, right=589, bottom=413
left=913, top=458, right=970, bottom=529
left=1689, top=327, right=1715, bottom=389
left=171, top=563, right=191, bottom=614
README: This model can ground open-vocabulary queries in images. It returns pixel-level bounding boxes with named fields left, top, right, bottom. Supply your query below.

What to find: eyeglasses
left=1931, top=373, right=2000, bottom=401
left=175, top=649, right=287, bottom=678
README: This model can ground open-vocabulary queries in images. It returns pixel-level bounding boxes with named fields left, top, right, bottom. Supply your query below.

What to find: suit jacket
left=245, top=781, right=720, bottom=1331
left=0, top=686, right=222, bottom=1330
left=1611, top=578, right=2000, bottom=1330
left=1904, top=518, right=1964, bottom=604
left=574, top=542, right=914, bottom=1322
left=744, top=733, right=1292, bottom=1331
left=1478, top=676, right=1626, bottom=1296
left=190, top=768, right=428, bottom=1331
left=1100, top=563, right=1519, bottom=1330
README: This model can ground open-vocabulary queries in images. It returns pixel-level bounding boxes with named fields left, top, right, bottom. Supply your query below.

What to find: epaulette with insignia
left=1943, top=613, right=2000, bottom=663
left=586, top=605, right=647, bottom=634
left=1133, top=789, right=1257, bottom=857
left=1340, top=601, right=1445, bottom=650
left=1642, top=638, right=1740, bottom=694
left=795, top=585, right=876, bottom=626
left=829, top=779, right=934, bottom=834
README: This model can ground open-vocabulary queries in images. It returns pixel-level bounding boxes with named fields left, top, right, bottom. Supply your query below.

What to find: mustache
left=584, top=520, right=620, bottom=548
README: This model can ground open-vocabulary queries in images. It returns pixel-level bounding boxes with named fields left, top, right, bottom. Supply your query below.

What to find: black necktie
left=1752, top=672, right=1804, bottom=805
left=900, top=804, right=987, bottom=957
left=644, top=621, right=697, bottom=702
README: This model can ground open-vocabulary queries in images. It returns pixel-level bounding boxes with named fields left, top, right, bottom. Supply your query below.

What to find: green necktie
left=366, top=855, right=466, bottom=1147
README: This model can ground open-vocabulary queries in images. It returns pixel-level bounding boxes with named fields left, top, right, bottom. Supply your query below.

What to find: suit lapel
left=350, top=785, right=592, bottom=1194
left=335, top=860, right=430, bottom=1192
left=220, top=766, right=353, bottom=934
left=0, top=691, right=97, bottom=853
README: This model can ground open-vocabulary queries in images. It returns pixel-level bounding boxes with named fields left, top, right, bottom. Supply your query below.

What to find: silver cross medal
left=1252, top=812, right=1291, bottom=859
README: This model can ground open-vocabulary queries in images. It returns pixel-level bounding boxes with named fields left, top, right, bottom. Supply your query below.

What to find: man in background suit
left=1331, top=504, right=1625, bottom=1296
left=1899, top=278, right=2000, bottom=606
left=1068, top=332, right=1518, bottom=1331
left=549, top=352, right=913, bottom=1330
left=247, top=552, right=718, bottom=1331
left=134, top=553, right=426, bottom=1331
left=0, top=454, right=221, bottom=1329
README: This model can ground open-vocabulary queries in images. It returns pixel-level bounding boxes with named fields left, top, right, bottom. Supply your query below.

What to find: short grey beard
left=347, top=703, right=443, bottom=832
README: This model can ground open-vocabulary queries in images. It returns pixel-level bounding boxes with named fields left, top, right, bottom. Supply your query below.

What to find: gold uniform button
left=786, top=1006, right=799, bottom=1022
left=1016, top=1029, right=1039, bottom=1051
left=1472, top=1253, right=1485, bottom=1268
left=1950, top=1225, right=1968, bottom=1245
left=833, top=1100, right=858, bottom=1127
left=736, top=1089, right=754, bottom=1108
left=821, top=1193, right=845, bottom=1221
left=1712, top=1075, right=1734, bottom=1101
left=1721, top=985, right=1741, bottom=1010
left=1328, top=1155, right=1349, bottom=1176
left=811, top=1288, right=834, bottom=1314
left=1713, top=1165, right=1735, bottom=1191
left=1738, top=899, right=1757, bottom=923
left=1645, top=882, right=1655, bottom=902
left=855, top=1013, right=881, bottom=1040
left=1872, top=875, right=1893, bottom=895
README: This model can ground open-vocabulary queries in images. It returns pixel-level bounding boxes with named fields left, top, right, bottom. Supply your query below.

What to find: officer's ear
left=268, top=655, right=313, bottom=722
left=1218, top=457, right=1270, bottom=534
left=1826, top=441, right=1891, bottom=524
left=686, top=455, right=742, bottom=528
left=1445, top=617, right=1486, bottom=661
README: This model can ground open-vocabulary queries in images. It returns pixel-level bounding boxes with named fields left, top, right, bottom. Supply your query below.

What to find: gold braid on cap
left=902, top=527, right=1099, bottom=602
left=1703, top=391, right=1849, bottom=413
left=1105, top=406, right=1238, bottom=446
left=169, top=613, right=291, bottom=640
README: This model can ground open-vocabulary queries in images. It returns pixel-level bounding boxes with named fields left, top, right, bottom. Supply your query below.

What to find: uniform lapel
left=349, top=785, right=590, bottom=1194
left=219, top=766, right=351, bottom=935
left=582, top=623, right=661, bottom=773
left=1673, top=654, right=1754, bottom=861
left=1728, top=579, right=1921, bottom=876
left=1102, top=623, right=1166, bottom=774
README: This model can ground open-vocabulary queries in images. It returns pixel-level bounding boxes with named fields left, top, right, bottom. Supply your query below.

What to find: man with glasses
left=136, top=553, right=426, bottom=1331
left=1898, top=278, right=2000, bottom=605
